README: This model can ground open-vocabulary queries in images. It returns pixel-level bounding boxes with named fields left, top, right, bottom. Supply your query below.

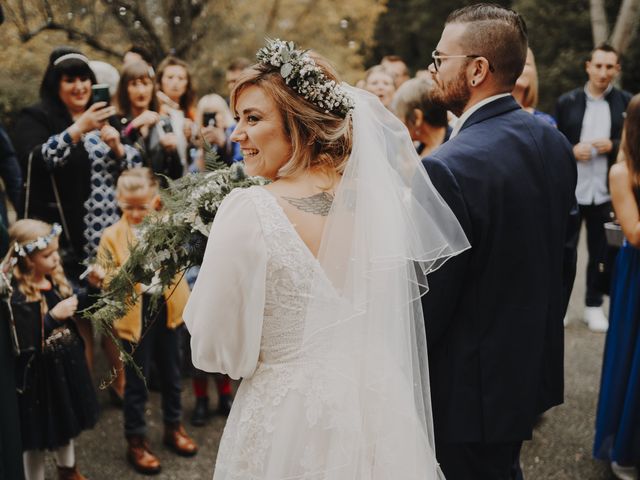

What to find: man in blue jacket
left=422, top=4, right=578, bottom=478
left=556, top=45, right=632, bottom=332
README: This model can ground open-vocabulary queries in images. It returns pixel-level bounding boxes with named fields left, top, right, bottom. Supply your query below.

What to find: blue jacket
left=422, top=95, right=579, bottom=444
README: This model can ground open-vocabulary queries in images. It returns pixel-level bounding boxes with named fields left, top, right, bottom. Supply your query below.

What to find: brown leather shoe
left=127, top=435, right=161, bottom=475
left=57, top=464, right=88, bottom=480
left=163, top=424, right=198, bottom=457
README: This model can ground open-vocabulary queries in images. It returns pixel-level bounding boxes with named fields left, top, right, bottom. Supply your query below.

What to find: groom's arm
left=420, top=155, right=472, bottom=348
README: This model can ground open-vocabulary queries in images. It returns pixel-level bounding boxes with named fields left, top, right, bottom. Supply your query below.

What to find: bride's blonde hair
left=230, top=53, right=352, bottom=180
left=9, top=219, right=73, bottom=301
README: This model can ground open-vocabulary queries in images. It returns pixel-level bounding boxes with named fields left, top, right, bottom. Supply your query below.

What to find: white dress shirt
left=575, top=84, right=612, bottom=206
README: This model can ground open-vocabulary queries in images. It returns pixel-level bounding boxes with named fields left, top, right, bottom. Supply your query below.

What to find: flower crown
left=256, top=39, right=355, bottom=118
left=14, top=224, right=62, bottom=258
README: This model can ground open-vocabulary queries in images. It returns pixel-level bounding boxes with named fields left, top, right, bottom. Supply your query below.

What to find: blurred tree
left=370, top=0, right=638, bottom=114
left=515, top=0, right=640, bottom=114
left=0, top=0, right=381, bottom=127
left=368, top=0, right=511, bottom=73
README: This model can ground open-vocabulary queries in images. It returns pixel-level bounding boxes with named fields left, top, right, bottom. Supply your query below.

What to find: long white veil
left=294, top=86, right=470, bottom=478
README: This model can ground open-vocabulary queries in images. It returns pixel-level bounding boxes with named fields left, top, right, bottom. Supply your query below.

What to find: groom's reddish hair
left=446, top=3, right=528, bottom=89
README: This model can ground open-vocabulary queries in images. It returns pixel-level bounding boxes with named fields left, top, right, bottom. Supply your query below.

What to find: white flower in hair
left=256, top=39, right=355, bottom=118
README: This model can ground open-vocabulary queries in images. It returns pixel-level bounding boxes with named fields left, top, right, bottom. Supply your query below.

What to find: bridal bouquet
left=85, top=151, right=268, bottom=357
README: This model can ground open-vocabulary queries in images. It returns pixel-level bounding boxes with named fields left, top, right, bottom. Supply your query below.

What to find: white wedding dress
left=184, top=87, right=469, bottom=480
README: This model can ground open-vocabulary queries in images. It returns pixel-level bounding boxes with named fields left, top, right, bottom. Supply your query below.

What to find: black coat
left=0, top=304, right=24, bottom=479
left=555, top=86, right=632, bottom=170
left=422, top=96, right=579, bottom=444
left=13, top=101, right=91, bottom=263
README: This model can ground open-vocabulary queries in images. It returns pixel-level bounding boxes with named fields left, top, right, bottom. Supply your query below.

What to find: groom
left=421, top=4, right=579, bottom=479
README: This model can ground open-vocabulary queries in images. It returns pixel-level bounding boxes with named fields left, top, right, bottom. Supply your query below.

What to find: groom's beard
left=431, top=69, right=471, bottom=118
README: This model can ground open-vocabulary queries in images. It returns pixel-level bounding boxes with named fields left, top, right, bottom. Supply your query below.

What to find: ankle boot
left=217, top=393, right=233, bottom=416
left=57, top=464, right=88, bottom=480
left=127, top=435, right=161, bottom=475
left=190, top=396, right=209, bottom=426
left=163, top=423, right=198, bottom=457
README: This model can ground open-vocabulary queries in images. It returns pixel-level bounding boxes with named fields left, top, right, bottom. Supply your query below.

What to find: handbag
left=594, top=221, right=623, bottom=295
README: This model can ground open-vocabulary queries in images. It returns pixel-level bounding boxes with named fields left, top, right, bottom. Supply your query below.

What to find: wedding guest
left=225, top=57, right=251, bottom=98
left=421, top=5, right=578, bottom=477
left=13, top=47, right=141, bottom=370
left=391, top=77, right=452, bottom=157
left=155, top=56, right=197, bottom=173
left=194, top=94, right=242, bottom=167
left=96, top=168, right=196, bottom=475
left=594, top=93, right=640, bottom=480
left=512, top=48, right=557, bottom=127
left=123, top=45, right=154, bottom=69
left=10, top=219, right=98, bottom=480
left=381, top=54, right=411, bottom=88
left=89, top=60, right=120, bottom=99
left=556, top=44, right=632, bottom=332
left=184, top=38, right=468, bottom=479
left=117, top=60, right=183, bottom=183
left=363, top=65, right=396, bottom=108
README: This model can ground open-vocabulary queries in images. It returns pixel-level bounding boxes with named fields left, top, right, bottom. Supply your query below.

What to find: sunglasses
left=431, top=50, right=495, bottom=73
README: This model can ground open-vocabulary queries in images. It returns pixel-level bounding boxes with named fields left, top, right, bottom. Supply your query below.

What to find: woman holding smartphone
left=155, top=56, right=197, bottom=174
left=116, top=61, right=183, bottom=183
left=14, top=47, right=141, bottom=371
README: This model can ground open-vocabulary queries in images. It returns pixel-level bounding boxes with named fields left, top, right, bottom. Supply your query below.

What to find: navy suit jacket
left=422, top=96, right=578, bottom=444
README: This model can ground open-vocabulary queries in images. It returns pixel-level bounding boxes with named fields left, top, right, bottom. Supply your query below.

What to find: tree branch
left=610, top=0, right=640, bottom=54
left=265, top=0, right=281, bottom=32
left=19, top=20, right=123, bottom=58
left=589, top=0, right=610, bottom=45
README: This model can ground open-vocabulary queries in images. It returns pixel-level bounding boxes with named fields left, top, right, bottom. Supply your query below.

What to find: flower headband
left=256, top=39, right=355, bottom=118
left=14, top=224, right=62, bottom=258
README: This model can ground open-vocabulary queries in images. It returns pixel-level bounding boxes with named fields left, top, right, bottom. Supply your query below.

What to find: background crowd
left=0, top=5, right=639, bottom=480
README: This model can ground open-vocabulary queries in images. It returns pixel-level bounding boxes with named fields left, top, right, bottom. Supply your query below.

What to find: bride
left=183, top=39, right=469, bottom=479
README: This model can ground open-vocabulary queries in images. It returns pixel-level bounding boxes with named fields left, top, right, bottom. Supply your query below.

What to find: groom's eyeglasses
left=431, top=50, right=495, bottom=73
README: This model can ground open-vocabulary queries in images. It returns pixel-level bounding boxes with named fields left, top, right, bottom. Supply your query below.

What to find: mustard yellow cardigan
left=97, top=218, right=190, bottom=342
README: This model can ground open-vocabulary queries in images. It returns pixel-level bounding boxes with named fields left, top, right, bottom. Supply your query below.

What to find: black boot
left=217, top=393, right=233, bottom=416
left=190, top=396, right=209, bottom=427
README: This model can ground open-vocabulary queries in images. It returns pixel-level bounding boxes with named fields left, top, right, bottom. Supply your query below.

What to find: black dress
left=12, top=283, right=98, bottom=451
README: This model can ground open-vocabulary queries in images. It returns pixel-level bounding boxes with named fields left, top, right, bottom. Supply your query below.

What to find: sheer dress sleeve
left=183, top=188, right=267, bottom=379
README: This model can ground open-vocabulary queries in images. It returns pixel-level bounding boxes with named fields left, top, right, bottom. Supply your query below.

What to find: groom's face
left=429, top=23, right=472, bottom=117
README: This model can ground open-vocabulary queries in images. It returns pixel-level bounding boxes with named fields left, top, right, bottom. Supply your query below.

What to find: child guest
left=10, top=219, right=98, bottom=480
left=96, top=167, right=196, bottom=474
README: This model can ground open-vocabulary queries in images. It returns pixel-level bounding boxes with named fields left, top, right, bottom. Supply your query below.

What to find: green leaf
left=281, top=62, right=293, bottom=78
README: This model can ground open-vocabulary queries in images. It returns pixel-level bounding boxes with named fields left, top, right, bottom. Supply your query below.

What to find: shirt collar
left=584, top=82, right=613, bottom=101
left=450, top=93, right=512, bottom=139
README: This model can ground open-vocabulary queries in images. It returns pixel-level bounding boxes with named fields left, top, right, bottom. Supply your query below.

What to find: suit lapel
left=458, top=96, right=522, bottom=134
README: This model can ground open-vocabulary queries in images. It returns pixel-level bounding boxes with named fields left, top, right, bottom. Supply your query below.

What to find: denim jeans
left=578, top=202, right=612, bottom=307
left=123, top=295, right=182, bottom=437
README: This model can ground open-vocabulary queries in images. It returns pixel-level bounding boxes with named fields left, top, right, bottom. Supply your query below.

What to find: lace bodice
left=248, top=187, right=318, bottom=366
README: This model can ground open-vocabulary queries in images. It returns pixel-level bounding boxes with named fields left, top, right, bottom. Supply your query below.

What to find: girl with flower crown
left=9, top=219, right=98, bottom=480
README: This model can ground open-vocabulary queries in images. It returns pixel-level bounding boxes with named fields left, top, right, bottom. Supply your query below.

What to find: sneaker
left=611, top=461, right=638, bottom=480
left=584, top=306, right=608, bottom=333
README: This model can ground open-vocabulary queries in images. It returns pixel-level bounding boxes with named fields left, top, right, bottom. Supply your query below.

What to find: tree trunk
left=610, top=0, right=640, bottom=54
left=590, top=0, right=610, bottom=45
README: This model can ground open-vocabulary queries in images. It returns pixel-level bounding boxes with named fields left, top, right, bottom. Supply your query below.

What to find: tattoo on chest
left=282, top=192, right=334, bottom=216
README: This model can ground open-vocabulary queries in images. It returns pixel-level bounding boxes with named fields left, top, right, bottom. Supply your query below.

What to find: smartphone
left=202, top=112, right=217, bottom=128
left=91, top=84, right=111, bottom=105
left=159, top=116, right=173, bottom=133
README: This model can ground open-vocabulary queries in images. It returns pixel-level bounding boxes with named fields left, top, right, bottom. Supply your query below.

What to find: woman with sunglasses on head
left=14, top=47, right=141, bottom=372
